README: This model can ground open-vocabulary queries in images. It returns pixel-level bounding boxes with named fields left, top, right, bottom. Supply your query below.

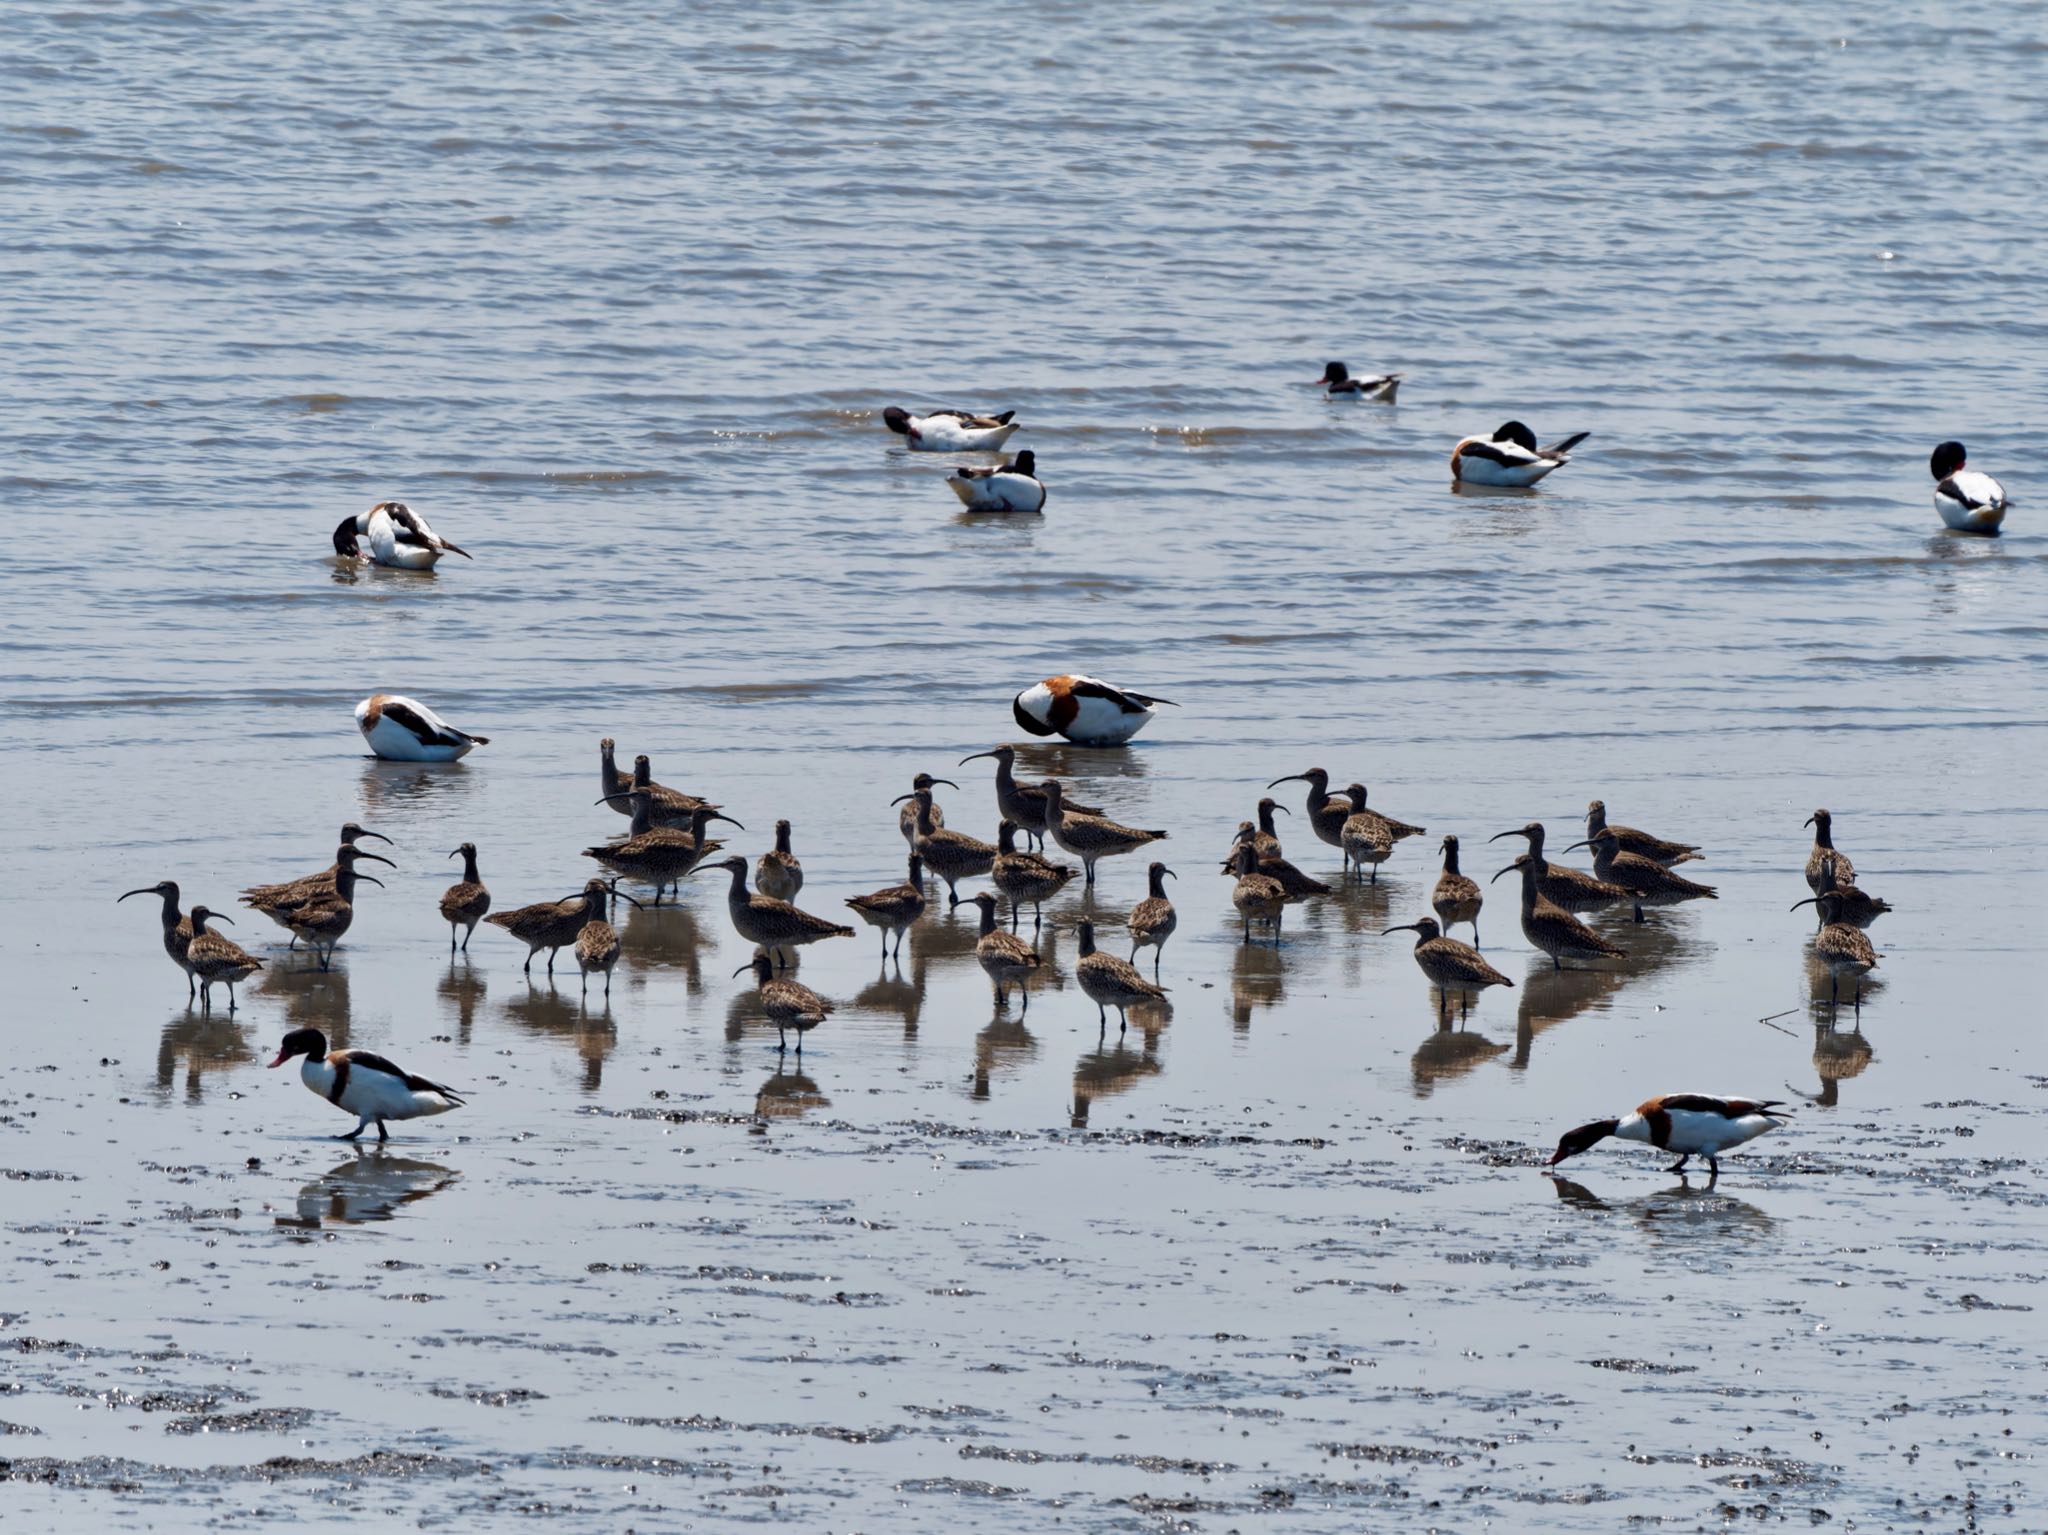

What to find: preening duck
left=948, top=450, right=1046, bottom=513
left=1316, top=360, right=1402, bottom=401
left=883, top=406, right=1022, bottom=453
left=331, top=501, right=472, bottom=569
left=356, top=694, right=489, bottom=762
left=1450, top=421, right=1590, bottom=486
left=1929, top=441, right=2008, bottom=534
left=1013, top=674, right=1176, bottom=746
left=1550, top=1094, right=1788, bottom=1178
left=269, top=1027, right=465, bottom=1142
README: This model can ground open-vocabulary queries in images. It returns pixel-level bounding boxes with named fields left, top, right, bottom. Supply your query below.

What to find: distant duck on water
left=883, top=406, right=1022, bottom=453
left=1450, top=421, right=1590, bottom=486
left=1929, top=441, right=2008, bottom=534
left=948, top=451, right=1046, bottom=513
left=1316, top=360, right=1402, bottom=401
left=1013, top=674, right=1176, bottom=746
left=332, top=501, right=472, bottom=569
left=356, top=694, right=489, bottom=762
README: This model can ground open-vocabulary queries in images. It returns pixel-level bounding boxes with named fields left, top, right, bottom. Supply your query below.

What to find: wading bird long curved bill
left=1383, top=916, right=1512, bottom=1017
left=585, top=799, right=741, bottom=903
left=240, top=824, right=393, bottom=944
left=243, top=844, right=395, bottom=953
left=356, top=694, right=489, bottom=762
left=269, top=1027, right=465, bottom=1142
left=278, top=851, right=388, bottom=971
left=1549, top=1095, right=1788, bottom=1179
left=1564, top=828, right=1718, bottom=924
left=883, top=405, right=1021, bottom=453
left=1127, top=862, right=1177, bottom=972
left=1013, top=675, right=1175, bottom=746
left=486, top=887, right=599, bottom=976
left=949, top=450, right=1046, bottom=512
left=990, top=820, right=1076, bottom=928
left=700, top=856, right=853, bottom=968
left=959, top=746, right=1103, bottom=849
left=1805, top=889, right=1882, bottom=1012
left=1316, top=360, right=1401, bottom=401
left=185, top=906, right=263, bottom=1011
left=119, top=880, right=199, bottom=999
left=332, top=500, right=472, bottom=570
left=1229, top=842, right=1288, bottom=946
left=1431, top=835, right=1483, bottom=945
left=1266, top=768, right=1354, bottom=852
left=1789, top=853, right=1889, bottom=931
left=1802, top=809, right=1856, bottom=894
left=1491, top=822, right=1628, bottom=913
left=970, top=892, right=1041, bottom=1015
left=575, top=884, right=644, bottom=998
left=1074, top=919, right=1168, bottom=1036
left=1040, top=779, right=1168, bottom=888
left=896, top=772, right=957, bottom=848
left=734, top=953, right=833, bottom=1056
left=846, top=854, right=928, bottom=960
left=893, top=788, right=996, bottom=906
left=1929, top=440, right=2008, bottom=535
left=1222, top=822, right=1331, bottom=898
left=1489, top=840, right=1627, bottom=970
left=1585, top=801, right=1701, bottom=867
left=440, top=843, right=491, bottom=953
left=1450, top=421, right=1590, bottom=487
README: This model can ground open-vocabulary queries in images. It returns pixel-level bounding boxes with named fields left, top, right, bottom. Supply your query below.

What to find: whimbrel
left=439, top=843, right=491, bottom=953
left=1383, top=916, right=1513, bottom=1015
left=1585, top=801, right=1701, bottom=866
left=625, top=753, right=719, bottom=829
left=1230, top=842, right=1288, bottom=946
left=970, top=892, right=1041, bottom=1013
left=281, top=852, right=387, bottom=970
left=1040, top=779, right=1167, bottom=887
left=1489, top=824, right=1627, bottom=912
left=1491, top=853, right=1627, bottom=970
left=585, top=800, right=741, bottom=902
left=1074, top=918, right=1169, bottom=1035
left=1127, top=862, right=1178, bottom=972
left=1566, top=828, right=1718, bottom=923
left=243, top=843, right=396, bottom=945
left=1267, top=768, right=1355, bottom=851
left=1808, top=889, right=1881, bottom=1011
left=241, top=823, right=393, bottom=945
left=1253, top=797, right=1289, bottom=857
left=894, top=788, right=995, bottom=905
left=702, top=855, right=852, bottom=968
left=959, top=746, right=1102, bottom=850
left=1342, top=783, right=1426, bottom=843
left=757, top=819, right=804, bottom=902
left=1220, top=825, right=1332, bottom=897
left=1803, top=809, right=1857, bottom=894
left=991, top=820, right=1076, bottom=928
left=598, top=738, right=635, bottom=818
left=734, top=952, right=833, bottom=1055
left=575, top=883, right=643, bottom=997
left=1789, top=853, right=1890, bottom=931
left=186, top=906, right=263, bottom=1011
left=1340, top=796, right=1394, bottom=886
left=485, top=888, right=594, bottom=975
left=846, top=853, right=928, bottom=960
left=119, top=880, right=201, bottom=999
left=897, top=772, right=958, bottom=848
left=1430, top=835, right=1483, bottom=946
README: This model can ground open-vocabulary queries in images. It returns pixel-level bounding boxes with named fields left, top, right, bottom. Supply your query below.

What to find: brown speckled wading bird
left=735, top=952, right=833, bottom=1055
left=575, top=883, right=644, bottom=997
left=1340, top=795, right=1395, bottom=885
left=1230, top=841, right=1288, bottom=946
left=1489, top=823, right=1627, bottom=913
left=1566, top=828, right=1718, bottom=924
left=897, top=772, right=957, bottom=848
left=700, top=855, right=852, bottom=968
left=1789, top=853, right=1890, bottom=932
left=439, top=843, right=491, bottom=953
left=1383, top=916, right=1513, bottom=1017
left=990, top=820, right=1076, bottom=928
left=1585, top=800, right=1701, bottom=866
left=119, top=879, right=201, bottom=999
left=1802, top=809, right=1857, bottom=895
left=893, top=787, right=996, bottom=906
left=486, top=887, right=597, bottom=975
left=846, top=854, right=927, bottom=960
left=756, top=819, right=803, bottom=902
left=1127, top=861, right=1178, bottom=972
left=1808, top=888, right=1881, bottom=1012
left=958, top=746, right=1103, bottom=851
left=185, top=905, right=263, bottom=1011
left=623, top=753, right=719, bottom=829
left=1430, top=835, right=1483, bottom=946
left=1039, top=779, right=1167, bottom=888
left=1221, top=824, right=1332, bottom=898
left=280, top=850, right=389, bottom=970
left=1490, top=849, right=1627, bottom=971
left=1266, top=768, right=1356, bottom=851
left=240, top=822, right=392, bottom=946
left=586, top=797, right=742, bottom=902
left=1074, top=918, right=1168, bottom=1035
left=970, top=892, right=1041, bottom=1014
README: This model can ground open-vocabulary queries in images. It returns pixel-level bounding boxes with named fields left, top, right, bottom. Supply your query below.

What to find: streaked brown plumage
left=1430, top=835, right=1483, bottom=945
left=1267, top=768, right=1355, bottom=850
left=486, top=883, right=601, bottom=975
left=1230, top=842, right=1288, bottom=945
left=1219, top=824, right=1332, bottom=897
left=1039, top=779, right=1167, bottom=887
left=1342, top=782, right=1426, bottom=842
left=1074, top=918, right=1169, bottom=1033
left=1253, top=796, right=1289, bottom=857
left=185, top=906, right=263, bottom=1011
left=756, top=819, right=803, bottom=902
left=897, top=771, right=957, bottom=848
left=1491, top=851, right=1627, bottom=970
left=119, top=880, right=200, bottom=999
left=598, top=737, right=635, bottom=818
left=846, top=853, right=927, bottom=959
left=1790, top=853, right=1890, bottom=931
left=1340, top=799, right=1394, bottom=885
left=958, top=747, right=1103, bottom=850
left=574, top=885, right=644, bottom=997
left=896, top=788, right=995, bottom=905
left=1585, top=800, right=1701, bottom=866
left=735, top=951, right=833, bottom=1053
left=240, top=824, right=393, bottom=941
left=282, top=855, right=388, bottom=970
left=1809, top=890, right=1881, bottom=1009
left=990, top=819, right=1075, bottom=927
left=1569, top=828, right=1718, bottom=922
left=1803, top=809, right=1857, bottom=894
left=625, top=753, right=719, bottom=828
left=1383, top=916, right=1513, bottom=1011
left=704, top=855, right=852, bottom=966
left=439, top=843, right=491, bottom=953
left=1126, top=861, right=1178, bottom=972
left=970, top=892, right=1041, bottom=1012
left=584, top=803, right=739, bottom=901
left=1489, top=823, right=1627, bottom=912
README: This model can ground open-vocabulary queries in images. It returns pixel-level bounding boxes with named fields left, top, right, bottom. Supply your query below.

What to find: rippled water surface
left=5, top=1, right=2048, bottom=1528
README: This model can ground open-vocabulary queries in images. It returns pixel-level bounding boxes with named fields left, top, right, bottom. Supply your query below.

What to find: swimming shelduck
left=1929, top=441, right=2008, bottom=534
left=269, top=1027, right=465, bottom=1142
left=355, top=694, right=489, bottom=762
left=1013, top=674, right=1176, bottom=746
left=1550, top=1094, right=1788, bottom=1178
left=1450, top=421, right=1590, bottom=486
left=332, top=501, right=472, bottom=570
left=948, top=451, right=1046, bottom=513
left=1316, top=361, right=1402, bottom=401
left=883, top=406, right=1022, bottom=453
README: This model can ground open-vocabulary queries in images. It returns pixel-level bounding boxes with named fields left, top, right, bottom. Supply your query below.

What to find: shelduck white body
left=1550, top=1093, right=1788, bottom=1177
left=1450, top=421, right=1590, bottom=487
left=1316, top=360, right=1402, bottom=401
left=948, top=451, right=1046, bottom=512
left=883, top=406, right=1021, bottom=453
left=1930, top=441, right=2007, bottom=534
left=269, top=1027, right=465, bottom=1142
left=355, top=693, right=490, bottom=762
left=332, top=501, right=472, bottom=570
left=1013, top=674, right=1177, bottom=746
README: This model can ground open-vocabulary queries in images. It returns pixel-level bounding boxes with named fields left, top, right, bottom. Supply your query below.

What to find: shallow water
left=5, top=0, right=2048, bottom=1528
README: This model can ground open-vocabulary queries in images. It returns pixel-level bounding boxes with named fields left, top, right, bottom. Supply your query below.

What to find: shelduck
left=1013, top=674, right=1176, bottom=746
left=1549, top=1094, right=1789, bottom=1178
left=1316, top=360, right=1402, bottom=401
left=331, top=501, right=472, bottom=569
left=269, top=1026, right=465, bottom=1142
left=356, top=694, right=489, bottom=762
left=1450, top=421, right=1590, bottom=486
left=1930, top=441, right=2008, bottom=534
left=948, top=450, right=1046, bottom=512
left=883, top=406, right=1022, bottom=453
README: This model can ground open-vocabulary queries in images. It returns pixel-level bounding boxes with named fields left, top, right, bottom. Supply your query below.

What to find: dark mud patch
left=1587, top=1358, right=1699, bottom=1375
left=430, top=1386, right=550, bottom=1407
left=163, top=1407, right=314, bottom=1435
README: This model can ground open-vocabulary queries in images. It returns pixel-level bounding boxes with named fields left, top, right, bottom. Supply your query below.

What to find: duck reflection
left=156, top=1014, right=253, bottom=1100
left=1006, top=741, right=1152, bottom=785
left=619, top=901, right=707, bottom=991
left=253, top=962, right=353, bottom=1048
left=1790, top=1019, right=1875, bottom=1108
left=436, top=961, right=488, bottom=1046
left=755, top=1068, right=830, bottom=1120
left=1070, top=1036, right=1164, bottom=1128
left=277, top=1149, right=458, bottom=1228
left=1228, top=939, right=1285, bottom=1030
left=357, top=757, right=475, bottom=816
left=1410, top=1014, right=1509, bottom=1098
left=970, top=1019, right=1038, bottom=1100
left=1546, top=1173, right=1774, bottom=1238
left=502, top=981, right=614, bottom=1091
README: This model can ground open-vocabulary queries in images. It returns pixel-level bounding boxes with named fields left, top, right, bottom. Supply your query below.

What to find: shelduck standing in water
left=948, top=451, right=1046, bottom=513
left=1316, top=360, right=1402, bottom=401
left=269, top=1027, right=465, bottom=1142
left=355, top=694, right=489, bottom=762
left=1450, top=421, right=1590, bottom=487
left=332, top=501, right=472, bottom=570
left=1014, top=674, right=1177, bottom=746
left=1550, top=1093, right=1788, bottom=1178
left=1929, top=441, right=2008, bottom=534
left=883, top=406, right=1022, bottom=453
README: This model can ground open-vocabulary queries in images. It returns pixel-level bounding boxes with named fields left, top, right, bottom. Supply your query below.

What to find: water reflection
left=357, top=757, right=476, bottom=816
left=253, top=962, right=353, bottom=1048
left=851, top=959, right=924, bottom=1035
left=1512, top=964, right=1627, bottom=1068
left=1547, top=1173, right=1774, bottom=1238
left=1409, top=1015, right=1509, bottom=1097
left=277, top=1150, right=459, bottom=1227
left=502, top=981, right=614, bottom=1090
left=1228, top=940, right=1285, bottom=1030
left=1070, top=1037, right=1165, bottom=1128
left=1005, top=740, right=1153, bottom=785
left=755, top=1068, right=830, bottom=1120
left=1790, top=1019, right=1875, bottom=1108
left=155, top=1014, right=253, bottom=1099
left=1802, top=948, right=1885, bottom=1017
left=619, top=902, right=708, bottom=991
left=436, top=961, right=488, bottom=1046
left=970, top=1019, right=1037, bottom=1100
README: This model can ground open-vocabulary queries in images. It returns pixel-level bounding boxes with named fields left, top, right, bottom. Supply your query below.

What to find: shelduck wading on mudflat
left=270, top=1027, right=465, bottom=1142
left=1550, top=1095, right=1788, bottom=1178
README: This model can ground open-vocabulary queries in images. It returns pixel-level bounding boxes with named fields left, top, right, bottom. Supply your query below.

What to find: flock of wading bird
left=116, top=731, right=1890, bottom=1173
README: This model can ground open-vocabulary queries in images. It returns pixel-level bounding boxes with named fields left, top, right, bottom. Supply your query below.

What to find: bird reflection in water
left=1509, top=912, right=1701, bottom=1069
left=851, top=959, right=924, bottom=1036
left=755, top=1069, right=830, bottom=1121
left=1788, top=1019, right=1875, bottom=1108
left=1007, top=742, right=1151, bottom=786
left=437, top=961, right=488, bottom=1047
left=619, top=899, right=707, bottom=992
left=156, top=1013, right=253, bottom=1100
left=503, top=981, right=614, bottom=1091
left=1803, top=948, right=1886, bottom=1015
left=356, top=757, right=474, bottom=816
left=1546, top=1172, right=1774, bottom=1240
left=1410, top=1013, right=1509, bottom=1098
left=276, top=1149, right=458, bottom=1228
left=1069, top=1033, right=1164, bottom=1128
left=1512, top=964, right=1625, bottom=1069
left=970, top=1019, right=1037, bottom=1100
left=1228, top=939, right=1285, bottom=1030
left=254, top=961, right=353, bottom=1049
